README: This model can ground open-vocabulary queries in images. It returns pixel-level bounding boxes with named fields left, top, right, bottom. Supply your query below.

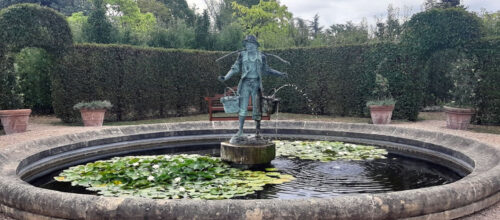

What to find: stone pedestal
left=221, top=140, right=275, bottom=168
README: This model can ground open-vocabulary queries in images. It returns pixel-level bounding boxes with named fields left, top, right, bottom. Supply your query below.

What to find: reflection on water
left=35, top=152, right=462, bottom=199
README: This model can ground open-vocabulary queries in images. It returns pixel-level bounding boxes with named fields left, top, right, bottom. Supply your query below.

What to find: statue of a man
left=218, top=35, right=287, bottom=143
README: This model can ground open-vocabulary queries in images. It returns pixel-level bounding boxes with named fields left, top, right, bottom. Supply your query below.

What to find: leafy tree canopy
left=232, top=0, right=293, bottom=48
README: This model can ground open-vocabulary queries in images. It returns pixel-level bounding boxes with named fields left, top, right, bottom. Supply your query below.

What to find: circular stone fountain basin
left=0, top=121, right=499, bottom=219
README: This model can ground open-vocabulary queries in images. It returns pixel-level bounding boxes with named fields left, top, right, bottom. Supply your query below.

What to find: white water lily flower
left=132, top=162, right=139, bottom=167
left=179, top=187, right=186, bottom=192
left=147, top=176, right=155, bottom=181
left=152, top=164, right=160, bottom=169
left=174, top=177, right=181, bottom=183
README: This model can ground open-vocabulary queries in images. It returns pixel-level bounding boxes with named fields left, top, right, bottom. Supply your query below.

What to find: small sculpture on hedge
left=366, top=73, right=396, bottom=125
left=73, top=100, right=112, bottom=127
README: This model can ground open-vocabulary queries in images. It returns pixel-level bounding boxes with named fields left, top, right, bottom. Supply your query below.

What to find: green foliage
left=158, top=0, right=194, bottom=25
left=137, top=0, right=171, bottom=27
left=0, top=0, right=92, bottom=16
left=15, top=48, right=54, bottom=113
left=326, top=21, right=369, bottom=45
left=232, top=0, right=293, bottom=48
left=149, top=20, right=195, bottom=49
left=105, top=0, right=157, bottom=45
left=83, top=0, right=115, bottom=44
left=274, top=140, right=388, bottom=161
left=0, top=4, right=73, bottom=55
left=474, top=37, right=500, bottom=124
left=214, top=23, right=245, bottom=51
left=55, top=154, right=294, bottom=199
left=67, top=12, right=88, bottom=43
left=480, top=10, right=500, bottom=37
left=53, top=42, right=426, bottom=122
left=401, top=8, right=483, bottom=57
left=73, top=100, right=113, bottom=110
left=0, top=4, right=72, bottom=110
left=0, top=53, right=23, bottom=110
left=444, top=51, right=479, bottom=108
left=194, top=10, right=211, bottom=50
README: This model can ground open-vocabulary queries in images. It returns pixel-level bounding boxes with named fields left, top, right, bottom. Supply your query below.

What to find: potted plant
left=0, top=55, right=31, bottom=134
left=443, top=53, right=478, bottom=130
left=367, top=74, right=396, bottom=125
left=73, top=100, right=112, bottom=127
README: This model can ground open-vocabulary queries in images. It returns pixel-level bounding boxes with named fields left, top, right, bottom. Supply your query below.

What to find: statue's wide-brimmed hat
left=242, top=35, right=260, bottom=47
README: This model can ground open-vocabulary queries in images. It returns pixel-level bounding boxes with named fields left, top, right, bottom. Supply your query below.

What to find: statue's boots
left=255, top=120, right=261, bottom=138
left=235, top=116, right=245, bottom=137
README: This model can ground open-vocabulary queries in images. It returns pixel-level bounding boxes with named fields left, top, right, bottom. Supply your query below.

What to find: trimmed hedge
left=475, top=37, right=500, bottom=125
left=53, top=43, right=425, bottom=122
left=0, top=4, right=72, bottom=110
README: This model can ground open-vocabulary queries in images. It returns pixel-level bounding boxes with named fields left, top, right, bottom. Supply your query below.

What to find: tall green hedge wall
left=53, top=43, right=427, bottom=122
left=475, top=37, right=500, bottom=125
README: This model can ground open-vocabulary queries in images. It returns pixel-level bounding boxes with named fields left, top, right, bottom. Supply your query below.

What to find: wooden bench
left=204, top=88, right=271, bottom=121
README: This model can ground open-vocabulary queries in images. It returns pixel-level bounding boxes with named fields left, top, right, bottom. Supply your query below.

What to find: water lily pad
left=54, top=154, right=294, bottom=200
left=274, top=140, right=387, bottom=161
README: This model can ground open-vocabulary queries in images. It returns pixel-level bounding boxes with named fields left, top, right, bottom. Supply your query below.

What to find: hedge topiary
left=475, top=37, right=500, bottom=124
left=401, top=7, right=483, bottom=57
left=0, top=3, right=73, bottom=110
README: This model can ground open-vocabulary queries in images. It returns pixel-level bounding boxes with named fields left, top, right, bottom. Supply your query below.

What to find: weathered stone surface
left=221, top=141, right=275, bottom=167
left=0, top=121, right=498, bottom=219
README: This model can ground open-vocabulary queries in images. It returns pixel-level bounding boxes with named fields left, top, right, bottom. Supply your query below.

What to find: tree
left=137, top=0, right=171, bottom=27
left=214, top=23, right=244, bottom=51
left=441, top=0, right=460, bottom=8
left=232, top=0, right=293, bottom=48
left=83, top=0, right=114, bottom=43
left=67, top=12, right=88, bottom=43
left=195, top=10, right=211, bottom=49
left=0, top=0, right=91, bottom=15
left=105, top=0, right=157, bottom=45
left=326, top=20, right=369, bottom=45
left=290, top=18, right=310, bottom=47
left=149, top=20, right=195, bottom=48
left=158, top=0, right=195, bottom=25
left=310, top=14, right=323, bottom=39
left=479, top=9, right=500, bottom=37
left=374, top=4, right=401, bottom=42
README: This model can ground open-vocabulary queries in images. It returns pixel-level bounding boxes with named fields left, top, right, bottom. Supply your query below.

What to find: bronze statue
left=218, top=35, right=288, bottom=144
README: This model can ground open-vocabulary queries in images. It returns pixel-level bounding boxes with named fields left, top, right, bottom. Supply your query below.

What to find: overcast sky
left=187, top=0, right=500, bottom=27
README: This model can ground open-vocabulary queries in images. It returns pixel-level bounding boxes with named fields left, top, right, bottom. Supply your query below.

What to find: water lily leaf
left=265, top=168, right=278, bottom=172
left=265, top=172, right=281, bottom=177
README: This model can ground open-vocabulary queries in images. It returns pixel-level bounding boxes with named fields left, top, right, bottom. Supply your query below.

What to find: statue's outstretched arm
left=262, top=54, right=288, bottom=77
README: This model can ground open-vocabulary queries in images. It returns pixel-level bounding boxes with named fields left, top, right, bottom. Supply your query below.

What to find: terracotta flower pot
left=80, top=109, right=106, bottom=127
left=443, top=106, right=475, bottom=130
left=369, top=105, right=394, bottom=125
left=0, top=109, right=32, bottom=134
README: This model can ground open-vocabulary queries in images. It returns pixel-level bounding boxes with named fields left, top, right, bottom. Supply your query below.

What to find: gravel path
left=0, top=115, right=498, bottom=219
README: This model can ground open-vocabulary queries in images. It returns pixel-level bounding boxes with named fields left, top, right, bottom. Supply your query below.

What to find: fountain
left=0, top=36, right=498, bottom=219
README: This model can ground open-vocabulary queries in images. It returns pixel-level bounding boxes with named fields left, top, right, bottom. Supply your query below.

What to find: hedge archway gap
left=0, top=3, right=73, bottom=110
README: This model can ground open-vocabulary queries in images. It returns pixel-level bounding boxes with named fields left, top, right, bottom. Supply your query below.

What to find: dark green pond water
left=32, top=148, right=462, bottom=199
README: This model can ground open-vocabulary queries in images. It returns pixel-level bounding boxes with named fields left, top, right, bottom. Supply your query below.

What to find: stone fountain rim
left=0, top=120, right=499, bottom=220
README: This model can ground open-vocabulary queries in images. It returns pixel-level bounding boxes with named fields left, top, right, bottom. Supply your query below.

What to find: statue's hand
left=218, top=76, right=226, bottom=82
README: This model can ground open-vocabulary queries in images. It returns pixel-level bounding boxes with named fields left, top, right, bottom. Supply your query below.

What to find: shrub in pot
left=73, top=100, right=112, bottom=127
left=443, top=52, right=478, bottom=130
left=367, top=74, right=396, bottom=125
left=0, top=54, right=31, bottom=135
